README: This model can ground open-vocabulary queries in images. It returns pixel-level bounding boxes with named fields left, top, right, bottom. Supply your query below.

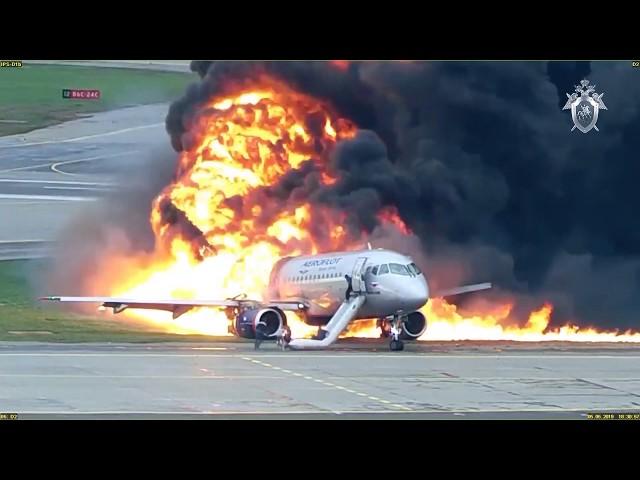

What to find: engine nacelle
left=233, top=308, right=286, bottom=340
left=400, top=311, right=427, bottom=340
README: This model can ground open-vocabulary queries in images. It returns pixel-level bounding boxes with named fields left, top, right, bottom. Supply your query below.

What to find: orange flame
left=378, top=206, right=411, bottom=235
left=83, top=72, right=640, bottom=343
left=329, top=60, right=350, bottom=71
left=336, top=301, right=640, bottom=343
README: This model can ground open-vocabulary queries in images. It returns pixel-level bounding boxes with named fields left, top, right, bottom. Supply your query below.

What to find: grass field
left=0, top=64, right=194, bottom=136
left=0, top=259, right=228, bottom=343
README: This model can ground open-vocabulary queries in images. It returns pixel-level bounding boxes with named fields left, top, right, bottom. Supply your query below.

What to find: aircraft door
left=351, top=257, right=368, bottom=294
left=364, top=264, right=380, bottom=294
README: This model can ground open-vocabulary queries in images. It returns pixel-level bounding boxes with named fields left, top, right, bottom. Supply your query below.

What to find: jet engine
left=232, top=308, right=286, bottom=340
left=400, top=311, right=427, bottom=339
left=378, top=311, right=427, bottom=340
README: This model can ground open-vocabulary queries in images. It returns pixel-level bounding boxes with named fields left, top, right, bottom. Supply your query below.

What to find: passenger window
left=372, top=266, right=379, bottom=275
left=378, top=264, right=389, bottom=275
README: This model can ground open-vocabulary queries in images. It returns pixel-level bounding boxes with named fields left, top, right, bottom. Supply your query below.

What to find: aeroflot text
left=302, top=258, right=342, bottom=267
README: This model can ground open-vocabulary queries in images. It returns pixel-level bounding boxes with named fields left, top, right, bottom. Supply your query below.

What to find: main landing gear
left=255, top=322, right=291, bottom=351
left=275, top=325, right=292, bottom=351
left=254, top=321, right=267, bottom=350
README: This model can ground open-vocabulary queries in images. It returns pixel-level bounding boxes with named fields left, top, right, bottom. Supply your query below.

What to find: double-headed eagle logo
left=562, top=79, right=607, bottom=133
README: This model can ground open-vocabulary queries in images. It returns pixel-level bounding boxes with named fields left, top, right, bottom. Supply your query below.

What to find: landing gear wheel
left=389, top=339, right=404, bottom=351
left=276, top=326, right=291, bottom=351
left=254, top=323, right=267, bottom=350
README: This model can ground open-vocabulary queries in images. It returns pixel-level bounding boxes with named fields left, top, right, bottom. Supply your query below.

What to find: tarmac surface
left=2, top=340, right=640, bottom=419
left=0, top=103, right=171, bottom=254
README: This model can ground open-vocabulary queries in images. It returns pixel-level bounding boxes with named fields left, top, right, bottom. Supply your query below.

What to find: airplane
left=41, top=246, right=491, bottom=351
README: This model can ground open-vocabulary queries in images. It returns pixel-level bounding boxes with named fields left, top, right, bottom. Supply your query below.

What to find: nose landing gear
left=388, top=314, right=405, bottom=352
left=389, top=338, right=404, bottom=351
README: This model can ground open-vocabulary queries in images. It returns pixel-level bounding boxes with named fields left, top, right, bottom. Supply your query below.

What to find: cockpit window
left=389, top=263, right=410, bottom=276
left=371, top=265, right=379, bottom=275
left=407, top=263, right=422, bottom=275
left=378, top=264, right=389, bottom=275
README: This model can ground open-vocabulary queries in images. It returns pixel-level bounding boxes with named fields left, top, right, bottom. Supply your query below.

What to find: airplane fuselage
left=268, top=248, right=430, bottom=322
left=41, top=247, right=490, bottom=350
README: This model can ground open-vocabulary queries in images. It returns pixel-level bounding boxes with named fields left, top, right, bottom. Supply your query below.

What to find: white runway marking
left=2, top=352, right=640, bottom=359
left=241, top=356, right=414, bottom=411
left=0, top=178, right=115, bottom=186
left=0, top=123, right=163, bottom=149
left=0, top=162, right=67, bottom=174
left=50, top=150, right=141, bottom=176
left=0, top=194, right=95, bottom=202
left=13, top=407, right=635, bottom=415
left=0, top=374, right=284, bottom=379
left=0, top=239, right=49, bottom=244
left=43, top=186, right=110, bottom=191
left=0, top=151, right=137, bottom=175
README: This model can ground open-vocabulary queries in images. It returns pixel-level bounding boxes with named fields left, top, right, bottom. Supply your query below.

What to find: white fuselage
left=268, top=249, right=429, bottom=321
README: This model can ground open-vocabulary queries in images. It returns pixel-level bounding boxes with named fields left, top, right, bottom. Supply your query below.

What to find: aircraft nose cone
left=406, top=280, right=429, bottom=310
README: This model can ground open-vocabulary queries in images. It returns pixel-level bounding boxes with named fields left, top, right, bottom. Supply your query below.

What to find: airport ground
left=0, top=63, right=192, bottom=136
left=1, top=62, right=639, bottom=419
left=3, top=341, right=640, bottom=419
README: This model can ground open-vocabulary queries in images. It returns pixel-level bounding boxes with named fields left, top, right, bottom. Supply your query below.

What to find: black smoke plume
left=166, top=61, right=640, bottom=329
left=49, top=61, right=640, bottom=331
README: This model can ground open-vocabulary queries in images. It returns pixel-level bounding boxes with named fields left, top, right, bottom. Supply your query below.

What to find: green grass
left=0, top=64, right=194, bottom=136
left=0, top=259, right=233, bottom=343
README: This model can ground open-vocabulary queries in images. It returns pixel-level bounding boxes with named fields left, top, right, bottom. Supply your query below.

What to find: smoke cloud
left=179, top=61, right=640, bottom=328
left=50, top=60, right=640, bottom=330
left=45, top=146, right=178, bottom=296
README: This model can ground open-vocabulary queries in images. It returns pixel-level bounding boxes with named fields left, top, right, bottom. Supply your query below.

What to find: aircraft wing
left=40, top=296, right=308, bottom=319
left=432, top=282, right=492, bottom=298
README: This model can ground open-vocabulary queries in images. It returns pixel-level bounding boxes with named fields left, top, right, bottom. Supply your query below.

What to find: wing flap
left=40, top=296, right=309, bottom=316
left=41, top=296, right=240, bottom=308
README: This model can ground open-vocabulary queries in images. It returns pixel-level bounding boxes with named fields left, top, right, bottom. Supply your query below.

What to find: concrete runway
left=2, top=340, right=640, bottom=419
left=0, top=103, right=171, bottom=255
